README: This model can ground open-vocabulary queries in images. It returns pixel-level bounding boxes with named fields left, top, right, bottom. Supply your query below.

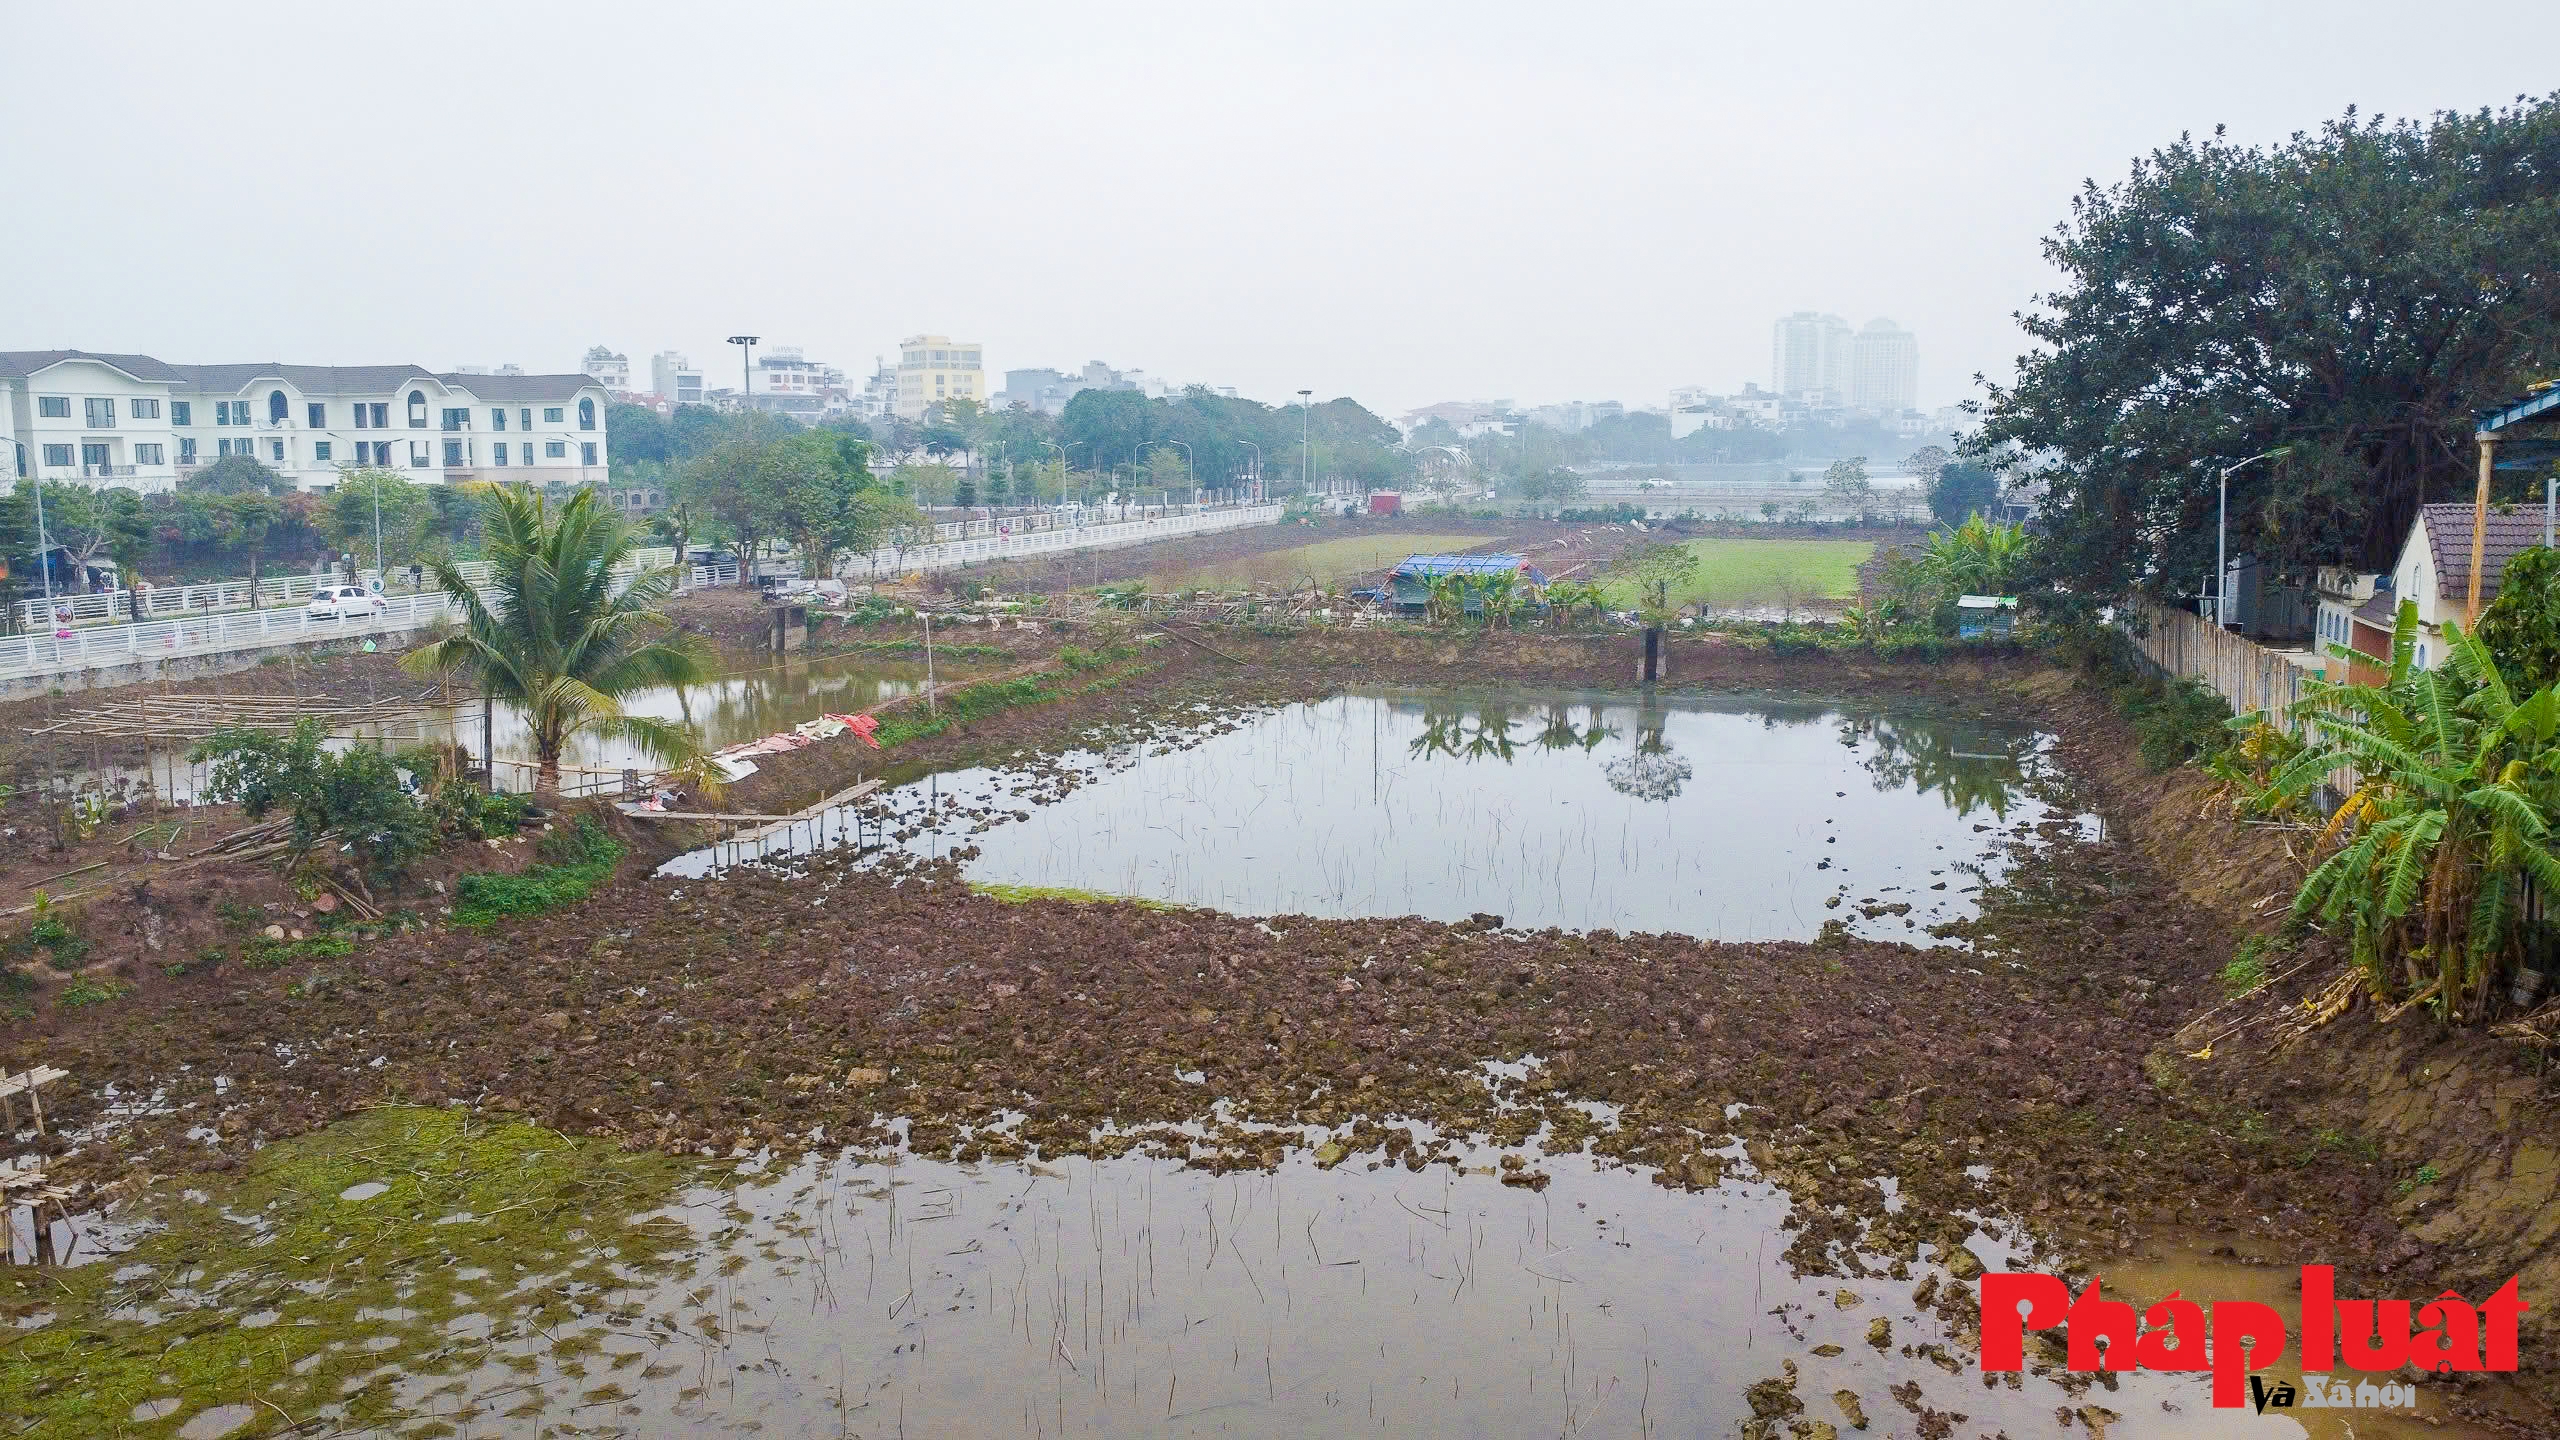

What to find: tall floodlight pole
left=727, top=336, right=759, bottom=417
left=1298, top=389, right=1313, bottom=496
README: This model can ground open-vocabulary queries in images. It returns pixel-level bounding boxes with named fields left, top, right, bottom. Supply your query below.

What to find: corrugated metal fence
left=2125, top=598, right=2327, bottom=726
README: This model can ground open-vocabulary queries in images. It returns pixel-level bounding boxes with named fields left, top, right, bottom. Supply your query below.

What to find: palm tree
left=403, top=486, right=717, bottom=803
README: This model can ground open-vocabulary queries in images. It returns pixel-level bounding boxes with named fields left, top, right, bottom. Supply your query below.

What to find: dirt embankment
left=2048, top=662, right=2560, bottom=1357
left=7, top=629, right=2556, bottom=1421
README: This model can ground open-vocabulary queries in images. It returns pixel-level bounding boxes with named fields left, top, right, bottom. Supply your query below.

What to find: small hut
left=1956, top=594, right=2019, bottom=639
left=1389, top=553, right=1546, bottom=613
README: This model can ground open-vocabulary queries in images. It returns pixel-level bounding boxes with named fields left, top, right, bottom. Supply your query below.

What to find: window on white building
left=408, top=391, right=427, bottom=427
left=369, top=402, right=389, bottom=428
left=520, top=408, right=532, bottom=430
left=545, top=441, right=566, bottom=458
left=37, top=397, right=69, bottom=418
left=578, top=398, right=595, bottom=429
left=444, top=441, right=464, bottom=466
left=132, top=398, right=162, bottom=419
left=172, top=401, right=191, bottom=425
left=409, top=440, right=429, bottom=467
left=178, top=437, right=197, bottom=463
left=314, top=441, right=332, bottom=461
left=270, top=439, right=285, bottom=462
left=543, top=407, right=564, bottom=424
left=492, top=408, right=507, bottom=430
left=494, top=443, right=509, bottom=466
left=267, top=390, right=288, bottom=424
left=134, top=443, right=164, bottom=465
left=84, top=397, right=115, bottom=426
left=308, top=402, right=326, bottom=428
left=42, top=444, right=73, bottom=467
left=581, top=442, right=597, bottom=466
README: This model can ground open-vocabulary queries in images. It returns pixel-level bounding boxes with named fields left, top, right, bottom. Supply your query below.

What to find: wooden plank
left=725, top=778, right=884, bottom=849
left=618, top=810, right=804, bottom=823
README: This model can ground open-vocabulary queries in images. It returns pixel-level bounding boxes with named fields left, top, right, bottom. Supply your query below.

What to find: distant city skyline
left=5, top=7, right=2544, bottom=420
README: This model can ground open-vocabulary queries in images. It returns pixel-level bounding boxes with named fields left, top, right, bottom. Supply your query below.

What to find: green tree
left=767, top=431, right=880, bottom=578
left=179, top=454, right=289, bottom=496
left=1611, top=541, right=1700, bottom=622
left=1060, top=389, right=1158, bottom=471
left=650, top=499, right=702, bottom=591
left=401, top=487, right=715, bottom=801
left=190, top=719, right=435, bottom=878
left=1971, top=97, right=2560, bottom=603
left=606, top=402, right=672, bottom=469
left=676, top=427, right=785, bottom=571
left=1927, top=459, right=2002, bottom=526
left=2479, top=546, right=2560, bottom=693
left=1822, top=458, right=1875, bottom=522
left=324, top=469, right=436, bottom=571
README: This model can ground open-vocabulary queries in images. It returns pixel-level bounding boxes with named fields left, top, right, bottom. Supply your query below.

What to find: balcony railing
left=81, top=465, right=137, bottom=478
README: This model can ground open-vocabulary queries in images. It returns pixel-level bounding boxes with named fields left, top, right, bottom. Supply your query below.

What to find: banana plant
left=2257, top=600, right=2560, bottom=1021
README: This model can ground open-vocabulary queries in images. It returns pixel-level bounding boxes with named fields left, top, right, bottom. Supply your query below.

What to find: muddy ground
left=4, top=628, right=2555, bottom=1430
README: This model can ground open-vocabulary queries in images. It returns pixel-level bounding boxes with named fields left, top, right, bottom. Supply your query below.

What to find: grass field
left=1594, top=538, right=1872, bottom=611
left=1154, top=534, right=1487, bottom=590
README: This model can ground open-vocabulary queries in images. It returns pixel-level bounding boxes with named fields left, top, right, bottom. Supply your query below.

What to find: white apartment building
left=1772, top=312, right=1852, bottom=399
left=746, top=346, right=848, bottom=421
left=895, top=335, right=985, bottom=419
left=1850, top=319, right=1919, bottom=414
left=2, top=350, right=610, bottom=494
left=651, top=350, right=703, bottom=406
left=581, top=345, right=632, bottom=394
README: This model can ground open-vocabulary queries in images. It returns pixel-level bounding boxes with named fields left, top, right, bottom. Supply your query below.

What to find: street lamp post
left=1241, top=442, right=1262, bottom=505
left=726, top=336, right=759, bottom=417
left=2213, top=447, right=2290, bottom=628
left=1156, top=439, right=1193, bottom=513
left=1297, top=390, right=1313, bottom=496
left=30, top=480, right=51, bottom=608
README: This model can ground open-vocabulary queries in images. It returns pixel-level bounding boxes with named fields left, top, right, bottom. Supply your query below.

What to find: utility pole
left=2212, top=447, right=2288, bottom=628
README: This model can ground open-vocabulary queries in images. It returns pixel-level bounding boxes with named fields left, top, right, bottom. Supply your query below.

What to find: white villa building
left=2, top=350, right=610, bottom=495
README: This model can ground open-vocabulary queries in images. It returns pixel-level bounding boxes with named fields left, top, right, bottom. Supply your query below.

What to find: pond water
left=365, top=1138, right=2367, bottom=1438
left=675, top=690, right=2091, bottom=942
left=106, top=652, right=951, bottom=804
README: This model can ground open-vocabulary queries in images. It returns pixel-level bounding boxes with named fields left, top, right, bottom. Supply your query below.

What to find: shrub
left=1058, top=644, right=1104, bottom=672
left=453, top=816, right=623, bottom=927
left=2221, top=935, right=2274, bottom=998
left=194, top=719, right=435, bottom=877
left=2121, top=676, right=2233, bottom=771
left=58, top=978, right=133, bottom=1009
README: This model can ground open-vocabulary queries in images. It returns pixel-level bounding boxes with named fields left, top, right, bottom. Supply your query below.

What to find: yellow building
left=895, top=335, right=985, bottom=419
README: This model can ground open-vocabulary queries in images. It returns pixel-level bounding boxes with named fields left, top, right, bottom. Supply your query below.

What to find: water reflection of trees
left=1413, top=701, right=1616, bottom=762
left=1603, top=698, right=1692, bottom=802
left=1839, top=715, right=2030, bottom=818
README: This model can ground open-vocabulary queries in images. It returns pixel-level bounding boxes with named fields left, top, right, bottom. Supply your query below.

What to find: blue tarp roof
left=1393, top=553, right=1526, bottom=577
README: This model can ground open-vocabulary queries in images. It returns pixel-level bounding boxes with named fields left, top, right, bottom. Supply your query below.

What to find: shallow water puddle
left=377, top=1146, right=2320, bottom=1437
left=671, top=689, right=2090, bottom=940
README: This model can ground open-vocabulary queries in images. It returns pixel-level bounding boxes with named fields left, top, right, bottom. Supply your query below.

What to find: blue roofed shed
left=1389, top=553, right=1548, bottom=612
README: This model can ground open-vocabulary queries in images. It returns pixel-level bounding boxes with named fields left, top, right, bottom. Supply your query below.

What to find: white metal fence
left=0, top=507, right=1276, bottom=683
left=17, top=548, right=676, bottom=629
left=0, top=590, right=463, bottom=681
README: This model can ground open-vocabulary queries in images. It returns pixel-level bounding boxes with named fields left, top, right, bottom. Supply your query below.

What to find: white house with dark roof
left=2343, top=502, right=2548, bottom=677
left=3, top=350, right=609, bottom=494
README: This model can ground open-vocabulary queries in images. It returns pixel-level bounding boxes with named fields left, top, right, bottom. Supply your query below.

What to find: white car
left=306, top=584, right=387, bottom=621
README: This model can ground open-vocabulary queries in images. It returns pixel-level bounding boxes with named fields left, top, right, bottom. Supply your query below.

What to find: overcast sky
left=5, top=2, right=2553, bottom=418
